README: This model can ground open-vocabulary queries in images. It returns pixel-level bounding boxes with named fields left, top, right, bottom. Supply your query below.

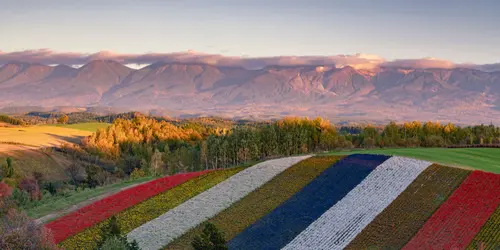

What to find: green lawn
left=28, top=176, right=154, bottom=220
left=46, top=122, right=110, bottom=132
left=324, top=148, right=500, bottom=174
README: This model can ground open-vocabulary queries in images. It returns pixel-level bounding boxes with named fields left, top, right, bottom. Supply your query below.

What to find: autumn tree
left=57, top=115, right=69, bottom=124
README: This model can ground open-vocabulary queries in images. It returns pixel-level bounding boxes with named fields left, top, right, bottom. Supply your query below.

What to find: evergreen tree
left=4, top=157, right=14, bottom=178
left=100, top=216, right=121, bottom=244
left=98, top=216, right=140, bottom=250
left=192, top=222, right=228, bottom=250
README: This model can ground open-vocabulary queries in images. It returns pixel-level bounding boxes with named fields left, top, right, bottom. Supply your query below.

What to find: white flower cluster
left=127, top=155, right=311, bottom=250
left=283, top=156, right=432, bottom=250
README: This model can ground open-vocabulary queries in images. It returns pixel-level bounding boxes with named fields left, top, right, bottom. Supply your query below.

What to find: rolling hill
left=2, top=61, right=500, bottom=124
left=44, top=154, right=500, bottom=250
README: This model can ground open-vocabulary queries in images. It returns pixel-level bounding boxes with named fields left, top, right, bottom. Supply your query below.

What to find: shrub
left=130, top=168, right=145, bottom=180
left=2, top=177, right=17, bottom=188
left=33, top=171, right=45, bottom=184
left=100, top=236, right=128, bottom=250
left=11, top=188, right=30, bottom=207
left=0, top=182, right=12, bottom=199
left=85, top=164, right=103, bottom=188
left=192, top=222, right=228, bottom=250
left=18, top=178, right=42, bottom=201
left=65, top=163, right=85, bottom=186
left=100, top=236, right=139, bottom=250
left=0, top=206, right=60, bottom=250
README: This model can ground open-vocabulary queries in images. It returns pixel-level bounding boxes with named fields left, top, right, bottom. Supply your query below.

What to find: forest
left=81, top=116, right=500, bottom=176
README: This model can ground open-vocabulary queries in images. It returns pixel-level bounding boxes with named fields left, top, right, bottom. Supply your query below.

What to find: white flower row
left=282, top=156, right=432, bottom=250
left=127, top=155, right=312, bottom=250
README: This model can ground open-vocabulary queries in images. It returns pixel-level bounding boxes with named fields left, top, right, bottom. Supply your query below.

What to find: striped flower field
left=44, top=154, right=500, bottom=250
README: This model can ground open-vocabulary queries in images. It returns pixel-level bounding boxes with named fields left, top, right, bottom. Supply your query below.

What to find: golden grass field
left=0, top=125, right=92, bottom=150
left=0, top=124, right=95, bottom=180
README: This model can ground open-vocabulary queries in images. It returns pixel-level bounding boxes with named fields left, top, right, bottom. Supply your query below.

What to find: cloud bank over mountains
left=0, top=49, right=499, bottom=72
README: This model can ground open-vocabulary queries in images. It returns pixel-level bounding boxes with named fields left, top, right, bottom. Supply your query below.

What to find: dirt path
left=35, top=178, right=153, bottom=225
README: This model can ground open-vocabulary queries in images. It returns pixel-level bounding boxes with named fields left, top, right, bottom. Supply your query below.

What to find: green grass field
left=46, top=122, right=110, bottom=132
left=325, top=148, right=500, bottom=174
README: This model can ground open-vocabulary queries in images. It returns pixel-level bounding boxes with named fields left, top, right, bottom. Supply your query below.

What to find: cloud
left=0, top=49, right=498, bottom=72
left=380, top=57, right=456, bottom=69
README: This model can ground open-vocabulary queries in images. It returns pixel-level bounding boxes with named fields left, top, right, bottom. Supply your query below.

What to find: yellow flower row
left=59, top=167, right=244, bottom=250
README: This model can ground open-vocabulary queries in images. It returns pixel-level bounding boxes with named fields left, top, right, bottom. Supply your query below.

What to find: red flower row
left=403, top=170, right=500, bottom=250
left=45, top=170, right=212, bottom=243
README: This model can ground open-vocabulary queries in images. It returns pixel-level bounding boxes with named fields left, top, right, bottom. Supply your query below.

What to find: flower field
left=127, top=155, right=311, bottom=250
left=59, top=167, right=244, bottom=250
left=467, top=206, right=500, bottom=250
left=283, top=157, right=432, bottom=250
left=227, top=154, right=391, bottom=250
left=45, top=170, right=212, bottom=243
left=345, top=164, right=471, bottom=250
left=41, top=154, right=500, bottom=250
left=165, top=155, right=343, bottom=250
left=403, top=171, right=500, bottom=250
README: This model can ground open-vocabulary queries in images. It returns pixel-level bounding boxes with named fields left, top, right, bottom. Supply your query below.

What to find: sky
left=1, top=0, right=500, bottom=65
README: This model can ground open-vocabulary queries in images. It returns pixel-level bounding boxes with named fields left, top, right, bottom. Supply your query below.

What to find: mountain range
left=1, top=60, right=500, bottom=124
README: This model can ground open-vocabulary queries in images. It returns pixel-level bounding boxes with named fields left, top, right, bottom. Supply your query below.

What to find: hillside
left=0, top=124, right=102, bottom=183
left=43, top=154, right=500, bottom=250
left=0, top=125, right=92, bottom=149
left=2, top=61, right=500, bottom=123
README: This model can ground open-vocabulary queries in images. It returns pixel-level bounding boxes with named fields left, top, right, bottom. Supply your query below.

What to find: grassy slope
left=0, top=148, right=70, bottom=181
left=46, top=123, right=110, bottom=132
left=325, top=148, right=500, bottom=173
left=0, top=123, right=98, bottom=180
left=29, top=176, right=155, bottom=220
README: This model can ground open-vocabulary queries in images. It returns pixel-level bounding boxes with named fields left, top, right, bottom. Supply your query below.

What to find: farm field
left=346, top=164, right=471, bottom=249
left=166, top=156, right=343, bottom=250
left=0, top=125, right=92, bottom=150
left=45, top=122, right=110, bottom=132
left=325, top=147, right=500, bottom=173
left=0, top=124, right=95, bottom=182
left=59, top=167, right=246, bottom=250
left=30, top=154, right=500, bottom=250
left=47, top=170, right=213, bottom=243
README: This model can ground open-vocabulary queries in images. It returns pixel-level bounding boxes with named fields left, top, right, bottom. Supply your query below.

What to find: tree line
left=80, top=116, right=500, bottom=178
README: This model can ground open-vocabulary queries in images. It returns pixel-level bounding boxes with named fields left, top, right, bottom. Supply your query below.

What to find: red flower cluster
left=45, top=170, right=212, bottom=243
left=403, top=171, right=500, bottom=250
